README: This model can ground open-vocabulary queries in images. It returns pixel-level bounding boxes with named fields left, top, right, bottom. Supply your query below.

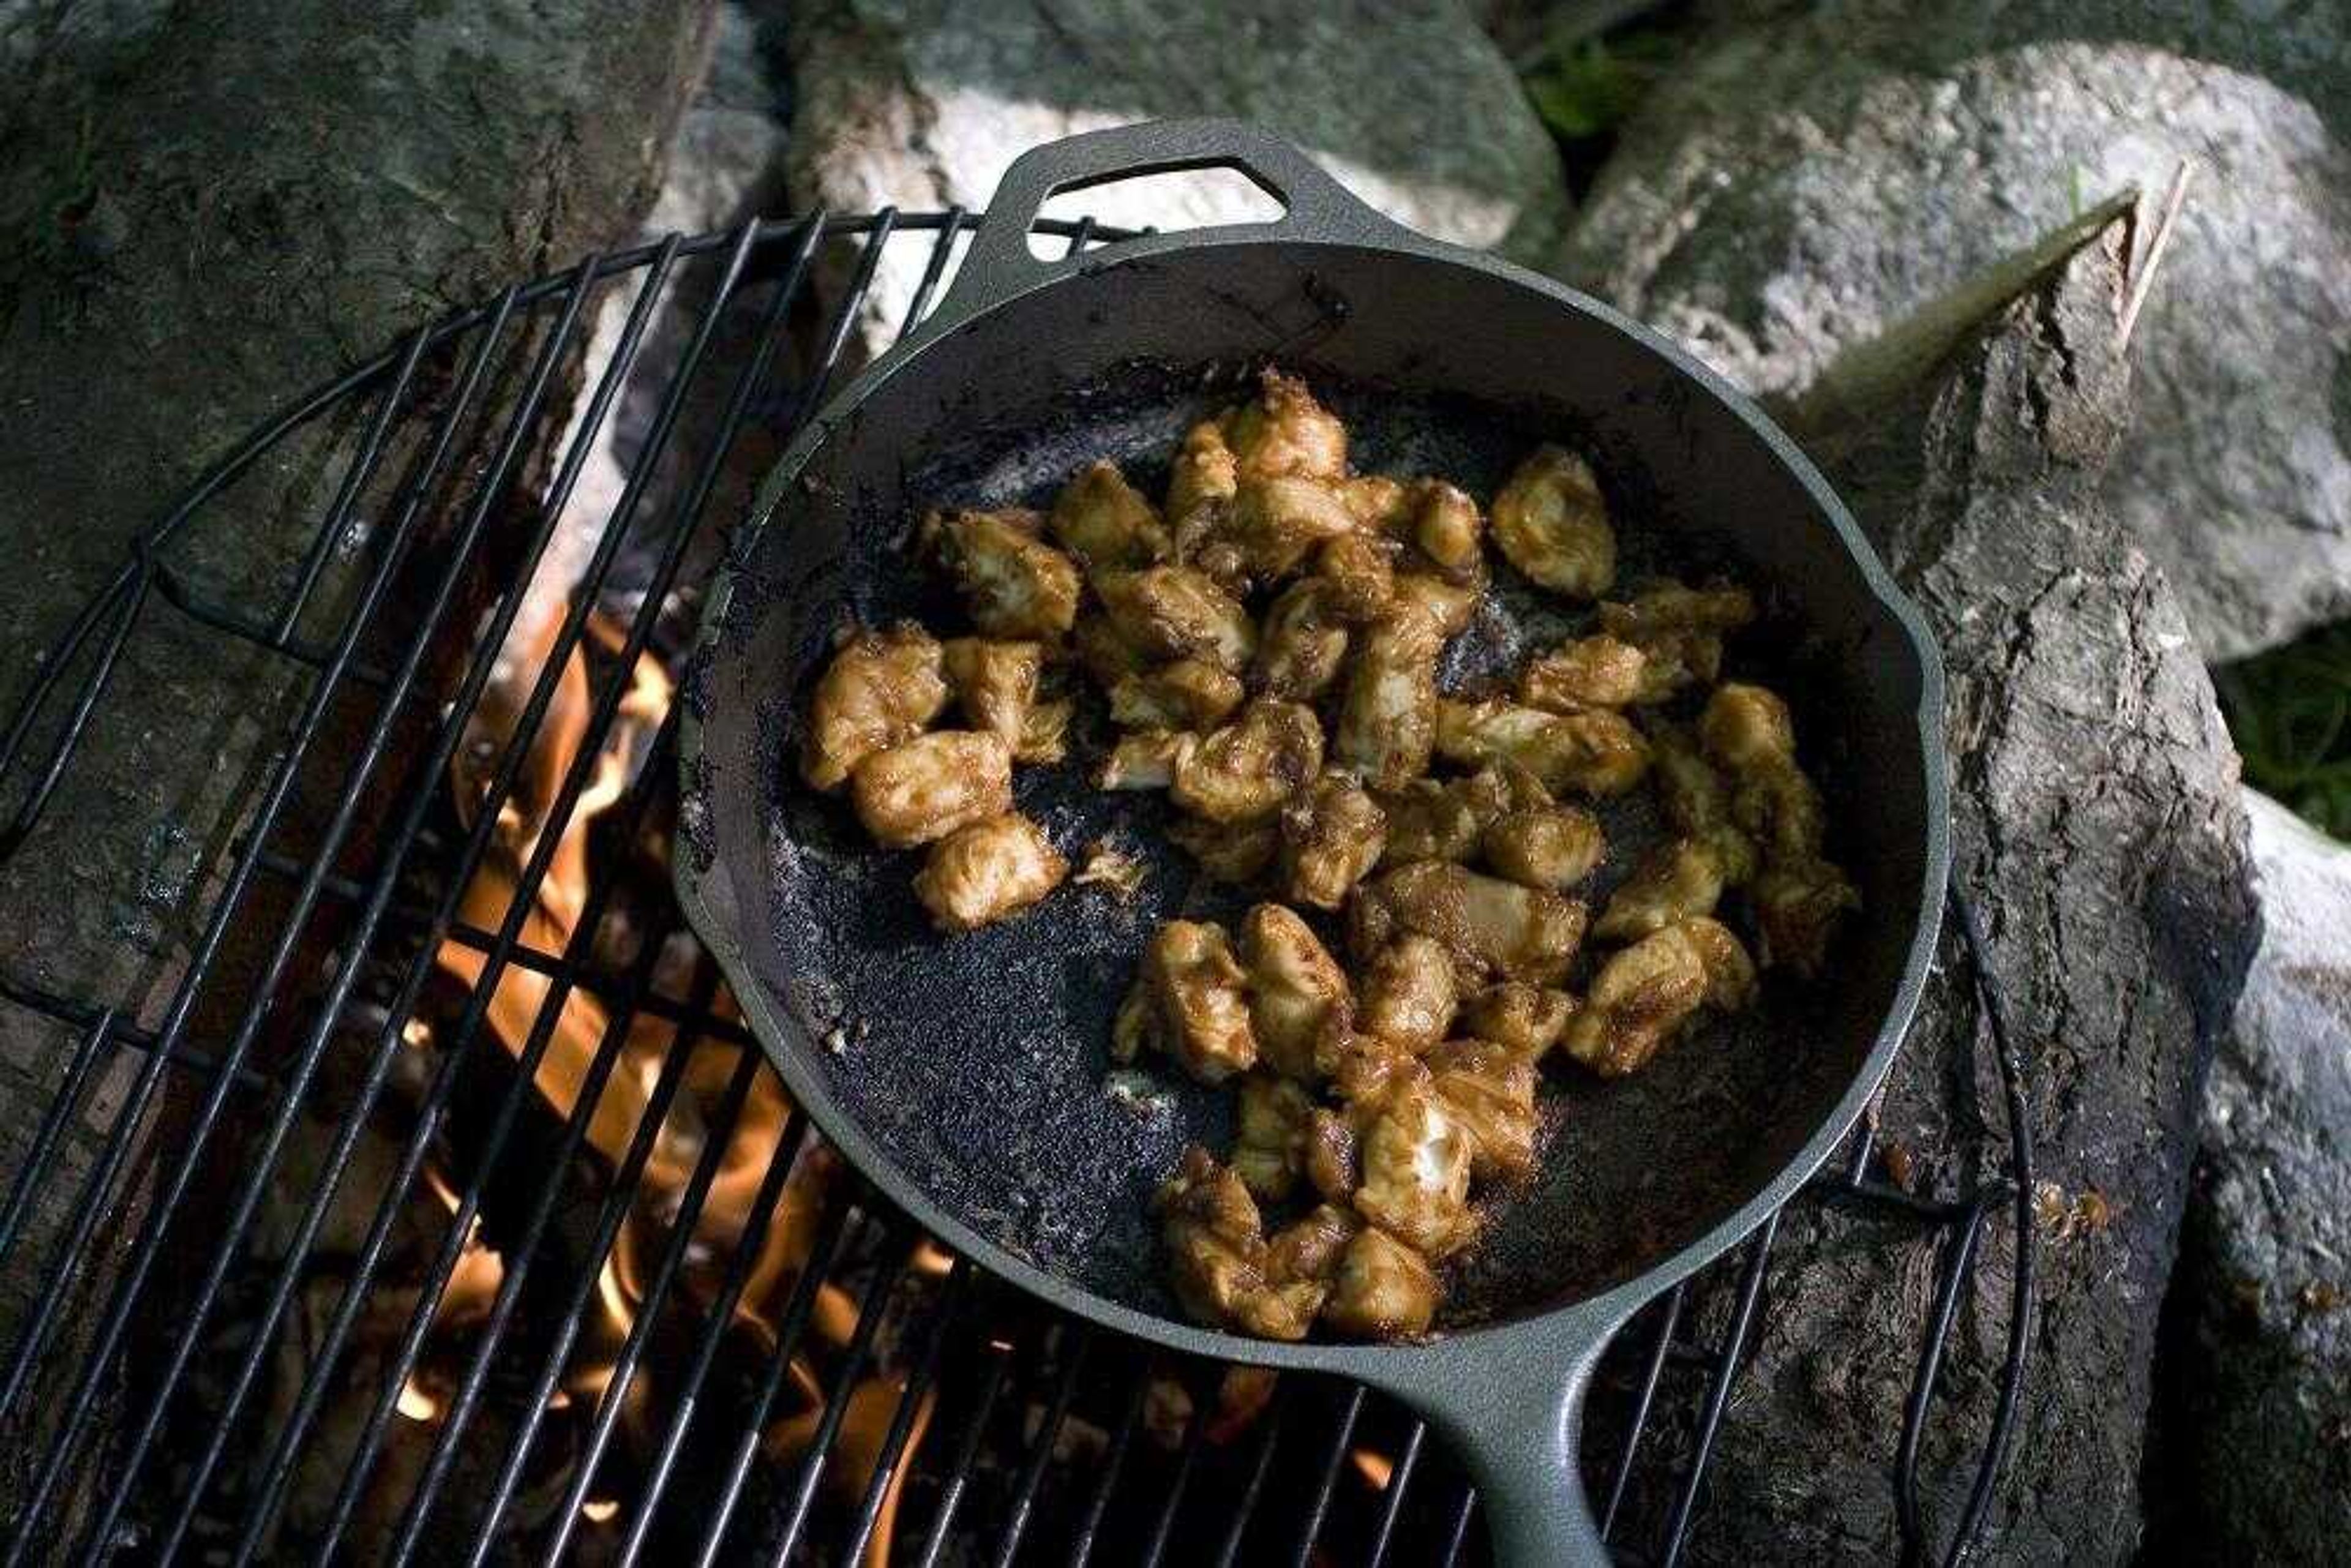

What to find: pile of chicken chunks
left=798, top=370, right=1856, bottom=1342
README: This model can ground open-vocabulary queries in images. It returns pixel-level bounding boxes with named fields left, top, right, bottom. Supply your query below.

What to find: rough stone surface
left=1559, top=0, right=2351, bottom=660
left=787, top=0, right=1571, bottom=351
left=0, top=0, right=716, bottom=1520
left=2159, top=790, right=2351, bottom=1563
left=1601, top=221, right=2259, bottom=1562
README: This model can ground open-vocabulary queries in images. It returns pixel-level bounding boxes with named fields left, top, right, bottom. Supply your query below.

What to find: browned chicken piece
left=1327, top=1031, right=1430, bottom=1122
left=1093, top=565, right=1258, bottom=674
left=1649, top=723, right=1760, bottom=885
left=1434, top=698, right=1651, bottom=797
left=1123, top=920, right=1258, bottom=1084
left=1333, top=611, right=1443, bottom=788
left=1156, top=1148, right=1323, bottom=1340
left=1699, top=682, right=1796, bottom=770
left=1265, top=1201, right=1360, bottom=1286
left=1561, top=916, right=1755, bottom=1077
left=1312, top=530, right=1398, bottom=622
left=1171, top=699, right=1324, bottom=824
left=940, top=636, right=1044, bottom=746
left=1389, top=572, right=1482, bottom=637
left=1280, top=773, right=1388, bottom=910
left=1599, top=579, right=1756, bottom=702
left=1351, top=861, right=1586, bottom=986
left=1490, top=445, right=1616, bottom=598
left=1049, top=460, right=1169, bottom=572
left=1108, top=658, right=1246, bottom=732
left=1594, top=837, right=1728, bottom=940
left=1322, top=1223, right=1440, bottom=1340
left=1358, top=934, right=1459, bottom=1052
left=1373, top=778, right=1485, bottom=866
left=1072, top=607, right=1153, bottom=688
left=1482, top=803, right=1606, bottom=891
left=1166, top=812, right=1281, bottom=883
left=849, top=731, right=1013, bottom=849
left=1166, top=418, right=1239, bottom=535
left=1697, top=684, right=1858, bottom=972
left=1096, top=729, right=1193, bottom=791
left=1341, top=474, right=1411, bottom=531
left=1398, top=479, right=1485, bottom=583
left=1223, top=369, right=1348, bottom=482
left=1353, top=1075, right=1477, bottom=1258
left=1231, top=1072, right=1316, bottom=1200
left=800, top=624, right=950, bottom=792
left=1240, top=903, right=1353, bottom=1080
left=1751, top=858, right=1860, bottom=977
left=1253, top=580, right=1352, bottom=701
left=1427, top=1039, right=1539, bottom=1182
left=912, top=813, right=1069, bottom=931
left=923, top=508, right=1082, bottom=640
left=1458, top=981, right=1577, bottom=1058
left=1519, top=634, right=1646, bottom=713
left=1224, top=474, right=1359, bottom=579
left=1301, top=1109, right=1359, bottom=1202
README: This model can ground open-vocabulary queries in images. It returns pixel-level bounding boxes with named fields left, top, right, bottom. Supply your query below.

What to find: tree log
left=1600, top=217, right=2260, bottom=1562
left=0, top=0, right=716, bottom=1526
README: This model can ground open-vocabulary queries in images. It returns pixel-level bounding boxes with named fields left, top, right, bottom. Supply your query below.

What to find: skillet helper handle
left=932, top=118, right=1405, bottom=329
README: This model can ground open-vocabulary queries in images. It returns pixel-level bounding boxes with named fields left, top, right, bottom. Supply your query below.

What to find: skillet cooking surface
left=697, top=354, right=1911, bottom=1332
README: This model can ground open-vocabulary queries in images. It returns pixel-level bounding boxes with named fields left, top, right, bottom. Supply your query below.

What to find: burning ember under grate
left=0, top=210, right=2029, bottom=1566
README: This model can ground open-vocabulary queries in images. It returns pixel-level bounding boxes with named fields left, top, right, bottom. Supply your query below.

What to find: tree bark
left=0, top=0, right=716, bottom=1531
left=1599, top=218, right=2260, bottom=1562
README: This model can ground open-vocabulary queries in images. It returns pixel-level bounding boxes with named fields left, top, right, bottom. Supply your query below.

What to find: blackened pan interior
left=689, top=238, right=1936, bottom=1333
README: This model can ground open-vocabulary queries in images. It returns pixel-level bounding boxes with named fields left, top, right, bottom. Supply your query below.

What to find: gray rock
left=1559, top=1, right=2351, bottom=660
left=786, top=0, right=1571, bottom=351
left=2165, top=790, right=2351, bottom=1562
left=1604, top=218, right=2260, bottom=1564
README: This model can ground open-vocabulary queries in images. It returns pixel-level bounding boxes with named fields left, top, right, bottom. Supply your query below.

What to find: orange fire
left=416, top=605, right=924, bottom=1562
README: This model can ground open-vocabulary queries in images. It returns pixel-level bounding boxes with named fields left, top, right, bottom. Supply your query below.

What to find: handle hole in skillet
left=1022, top=164, right=1288, bottom=259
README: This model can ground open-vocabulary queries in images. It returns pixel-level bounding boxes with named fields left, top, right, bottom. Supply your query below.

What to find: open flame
left=411, top=604, right=924, bottom=1558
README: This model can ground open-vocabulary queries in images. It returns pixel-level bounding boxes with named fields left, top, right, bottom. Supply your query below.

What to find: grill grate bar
left=0, top=1011, right=112, bottom=1264
left=988, top=1324, right=1092, bottom=1566
left=1660, top=1214, right=1783, bottom=1565
left=1363, top=1417, right=1430, bottom=1568
left=1067, top=1352, right=1153, bottom=1566
left=765, top=1223, right=913, bottom=1564
left=840, top=1258, right=976, bottom=1566
left=913, top=1327, right=1015, bottom=1567
left=694, top=1196, right=871, bottom=1568
left=1213, top=1379, right=1290, bottom=1566
left=1290, top=1382, right=1364, bottom=1567
left=542, top=1038, right=767, bottom=1561
left=1137, top=1375, right=1209, bottom=1568
left=618, top=1103, right=817, bottom=1565
left=1600, top=1283, right=1687, bottom=1536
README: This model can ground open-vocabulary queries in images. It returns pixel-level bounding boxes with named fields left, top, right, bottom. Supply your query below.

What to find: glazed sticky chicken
left=811, top=368, right=1856, bottom=1345
left=921, top=508, right=1081, bottom=640
left=801, top=625, right=950, bottom=791
left=848, top=731, right=1011, bottom=849
left=912, top=812, right=1068, bottom=931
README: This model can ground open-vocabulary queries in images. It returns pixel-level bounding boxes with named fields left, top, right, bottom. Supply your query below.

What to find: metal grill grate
left=0, top=207, right=2031, bottom=1566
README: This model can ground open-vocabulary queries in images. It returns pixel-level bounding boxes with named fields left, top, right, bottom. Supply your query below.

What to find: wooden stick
left=2118, top=160, right=2193, bottom=350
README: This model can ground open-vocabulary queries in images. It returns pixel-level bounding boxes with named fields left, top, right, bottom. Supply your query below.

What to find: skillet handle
left=930, top=118, right=1409, bottom=329
left=1367, top=1304, right=1627, bottom=1567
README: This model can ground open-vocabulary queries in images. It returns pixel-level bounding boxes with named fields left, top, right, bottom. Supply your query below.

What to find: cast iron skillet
left=678, top=119, right=1948, bottom=1564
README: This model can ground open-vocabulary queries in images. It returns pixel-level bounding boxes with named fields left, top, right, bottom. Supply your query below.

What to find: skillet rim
left=675, top=217, right=1951, bottom=1379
